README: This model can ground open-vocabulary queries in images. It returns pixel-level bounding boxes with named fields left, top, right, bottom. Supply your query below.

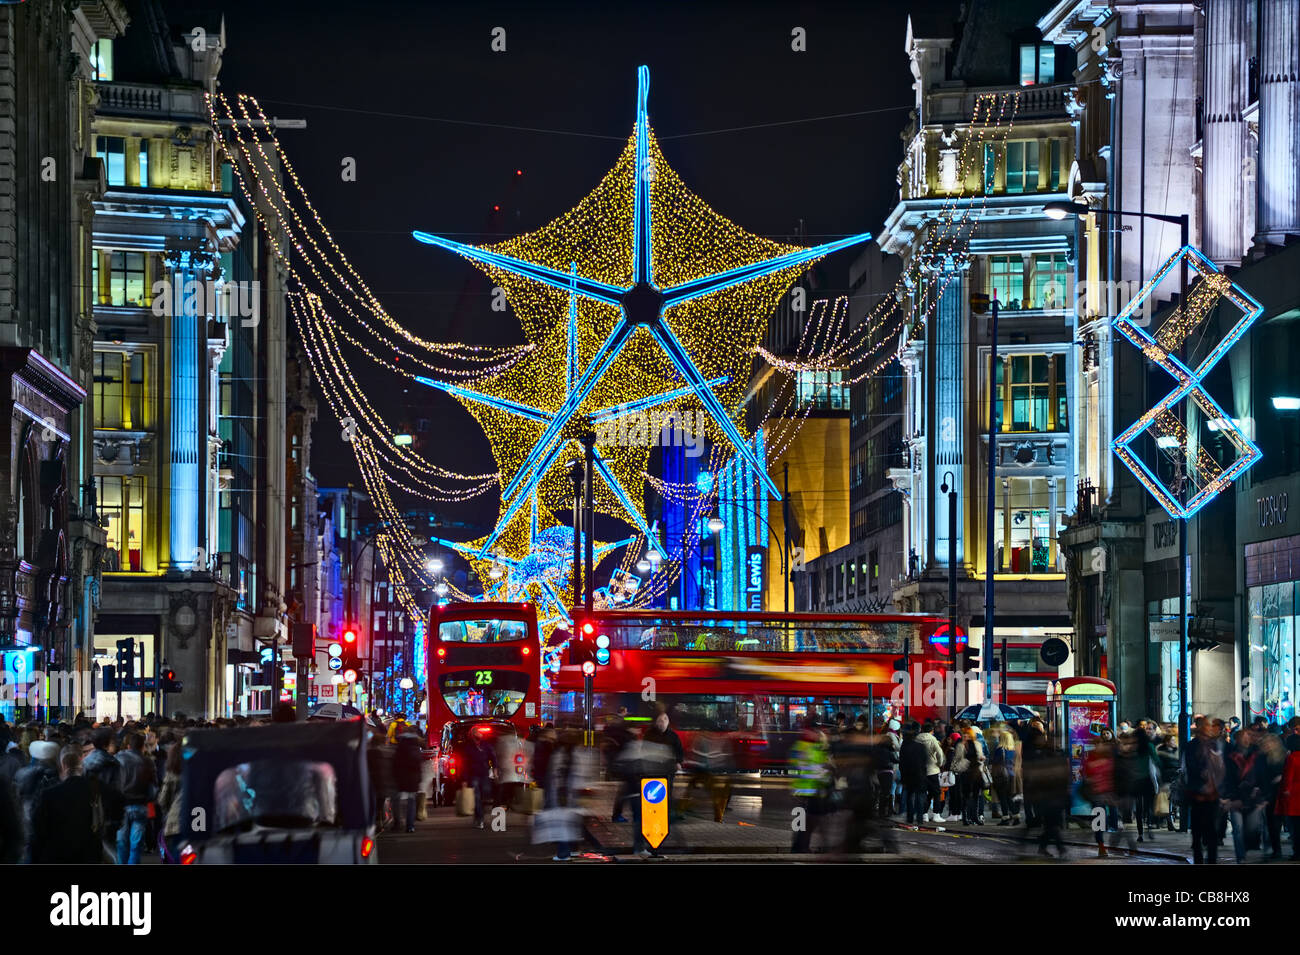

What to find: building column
left=1255, top=0, right=1300, bottom=245
left=1203, top=0, right=1251, bottom=265
left=924, top=253, right=969, bottom=572
left=162, top=250, right=215, bottom=570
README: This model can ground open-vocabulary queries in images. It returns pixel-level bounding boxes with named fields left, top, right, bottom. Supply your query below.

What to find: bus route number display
left=474, top=670, right=493, bottom=686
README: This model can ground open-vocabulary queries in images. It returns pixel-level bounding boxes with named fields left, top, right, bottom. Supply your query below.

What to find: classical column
left=162, top=249, right=215, bottom=570
left=923, top=252, right=969, bottom=571
left=1256, top=0, right=1300, bottom=245
left=1203, top=0, right=1251, bottom=266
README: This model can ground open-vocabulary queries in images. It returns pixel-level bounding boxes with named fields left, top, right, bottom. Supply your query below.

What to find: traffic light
left=892, top=657, right=907, bottom=672
left=116, top=638, right=136, bottom=690
left=161, top=669, right=183, bottom=693
left=965, top=644, right=981, bottom=673
left=594, top=633, right=611, bottom=666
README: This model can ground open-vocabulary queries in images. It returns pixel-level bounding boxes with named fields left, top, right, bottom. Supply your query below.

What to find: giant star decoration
left=412, top=66, right=872, bottom=562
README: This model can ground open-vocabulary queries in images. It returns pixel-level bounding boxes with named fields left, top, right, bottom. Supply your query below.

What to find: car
left=176, top=719, right=377, bottom=864
left=432, top=719, right=529, bottom=807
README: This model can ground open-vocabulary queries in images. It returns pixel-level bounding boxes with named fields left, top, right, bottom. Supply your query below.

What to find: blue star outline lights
left=1111, top=244, right=1263, bottom=519
left=413, top=66, right=873, bottom=557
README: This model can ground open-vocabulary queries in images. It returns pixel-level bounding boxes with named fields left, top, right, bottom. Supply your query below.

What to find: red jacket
left=1277, top=751, right=1300, bottom=817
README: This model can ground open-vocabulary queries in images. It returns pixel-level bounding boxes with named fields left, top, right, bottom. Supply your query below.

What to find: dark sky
left=211, top=0, right=959, bottom=524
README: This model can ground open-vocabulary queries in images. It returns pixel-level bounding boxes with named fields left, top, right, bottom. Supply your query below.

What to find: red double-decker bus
left=427, top=602, right=542, bottom=741
left=551, top=610, right=950, bottom=769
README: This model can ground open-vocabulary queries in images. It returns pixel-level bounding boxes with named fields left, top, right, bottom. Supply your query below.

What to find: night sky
left=212, top=0, right=959, bottom=525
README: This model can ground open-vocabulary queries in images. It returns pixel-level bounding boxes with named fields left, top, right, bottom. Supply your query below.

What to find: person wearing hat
left=14, top=739, right=60, bottom=862
left=878, top=718, right=902, bottom=817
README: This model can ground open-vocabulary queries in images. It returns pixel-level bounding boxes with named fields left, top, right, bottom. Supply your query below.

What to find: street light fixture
left=1042, top=199, right=1090, bottom=220
left=399, top=676, right=414, bottom=690
left=1272, top=396, right=1300, bottom=411
left=635, top=558, right=652, bottom=573
left=706, top=515, right=725, bottom=535
left=426, top=556, right=444, bottom=574
left=434, top=581, right=449, bottom=597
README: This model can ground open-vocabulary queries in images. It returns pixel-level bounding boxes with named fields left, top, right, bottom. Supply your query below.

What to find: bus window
left=439, top=670, right=529, bottom=718
left=438, top=618, right=530, bottom=644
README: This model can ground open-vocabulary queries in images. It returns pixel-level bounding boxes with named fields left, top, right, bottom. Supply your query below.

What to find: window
left=1005, top=140, right=1039, bottom=194
left=1030, top=253, right=1069, bottom=309
left=994, top=353, right=1067, bottom=432
left=870, top=549, right=880, bottom=582
left=1048, top=139, right=1062, bottom=190
left=96, top=475, right=146, bottom=571
left=993, top=476, right=1064, bottom=574
left=137, top=139, right=149, bottom=188
left=97, top=136, right=126, bottom=187
left=797, top=369, right=847, bottom=409
left=988, top=255, right=1025, bottom=306
left=983, top=143, right=996, bottom=194
left=106, top=251, right=146, bottom=307
left=1019, top=43, right=1056, bottom=86
left=94, top=349, right=150, bottom=429
left=89, top=38, right=113, bottom=81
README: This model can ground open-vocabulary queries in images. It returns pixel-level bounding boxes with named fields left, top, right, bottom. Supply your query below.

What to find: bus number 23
left=474, top=670, right=494, bottom=686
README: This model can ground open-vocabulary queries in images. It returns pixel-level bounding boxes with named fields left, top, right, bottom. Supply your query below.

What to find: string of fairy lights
left=206, top=81, right=1025, bottom=635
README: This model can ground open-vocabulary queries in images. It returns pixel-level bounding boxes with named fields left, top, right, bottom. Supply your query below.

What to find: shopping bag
left=938, top=771, right=957, bottom=788
left=531, top=807, right=583, bottom=844
left=513, top=785, right=544, bottom=814
left=1154, top=788, right=1171, bottom=817
left=455, top=784, right=475, bottom=817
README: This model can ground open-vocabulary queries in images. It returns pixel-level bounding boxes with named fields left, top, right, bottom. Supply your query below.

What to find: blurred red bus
left=552, top=610, right=950, bottom=769
left=427, top=602, right=542, bottom=744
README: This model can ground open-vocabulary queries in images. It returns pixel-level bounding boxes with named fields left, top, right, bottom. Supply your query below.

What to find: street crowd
left=783, top=711, right=1300, bottom=862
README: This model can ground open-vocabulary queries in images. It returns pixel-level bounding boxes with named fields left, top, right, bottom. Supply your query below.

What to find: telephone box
left=1046, top=676, right=1117, bottom=816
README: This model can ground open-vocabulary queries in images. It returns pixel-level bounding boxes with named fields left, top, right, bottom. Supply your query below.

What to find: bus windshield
left=439, top=670, right=530, bottom=718
left=437, top=618, right=529, bottom=644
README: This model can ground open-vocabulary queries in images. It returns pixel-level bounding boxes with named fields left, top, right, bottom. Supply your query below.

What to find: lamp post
left=939, top=471, right=959, bottom=708
left=1044, top=200, right=1191, bottom=749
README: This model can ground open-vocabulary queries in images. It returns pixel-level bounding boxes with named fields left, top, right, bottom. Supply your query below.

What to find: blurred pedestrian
left=14, top=739, right=60, bottom=862
left=1272, top=732, right=1300, bottom=860
left=466, top=726, right=497, bottom=829
left=394, top=726, right=425, bottom=833
left=155, top=740, right=184, bottom=862
left=1021, top=719, right=1068, bottom=857
left=601, top=707, right=633, bottom=822
left=115, top=731, right=155, bottom=865
left=789, top=725, right=831, bottom=853
left=991, top=727, right=1019, bottom=825
left=642, top=711, right=684, bottom=823
left=30, top=745, right=102, bottom=863
left=1183, top=716, right=1225, bottom=865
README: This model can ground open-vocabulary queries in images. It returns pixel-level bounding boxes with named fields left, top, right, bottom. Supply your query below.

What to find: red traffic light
left=343, top=628, right=358, bottom=644
left=162, top=669, right=176, bottom=681
left=581, top=622, right=595, bottom=635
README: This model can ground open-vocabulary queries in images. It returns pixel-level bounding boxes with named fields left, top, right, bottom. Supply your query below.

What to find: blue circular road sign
left=643, top=780, right=666, bottom=804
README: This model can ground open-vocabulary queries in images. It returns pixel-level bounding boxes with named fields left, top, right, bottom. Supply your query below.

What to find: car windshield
left=438, top=618, right=529, bottom=643
left=212, top=759, right=340, bottom=833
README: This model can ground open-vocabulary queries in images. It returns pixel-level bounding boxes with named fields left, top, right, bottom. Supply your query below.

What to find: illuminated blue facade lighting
left=1111, top=244, right=1264, bottom=520
left=413, top=375, right=549, bottom=422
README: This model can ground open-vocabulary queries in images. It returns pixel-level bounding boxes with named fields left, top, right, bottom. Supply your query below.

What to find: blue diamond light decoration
left=1111, top=245, right=1264, bottom=519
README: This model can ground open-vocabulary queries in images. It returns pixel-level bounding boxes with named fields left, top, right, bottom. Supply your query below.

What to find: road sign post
left=640, top=777, right=669, bottom=850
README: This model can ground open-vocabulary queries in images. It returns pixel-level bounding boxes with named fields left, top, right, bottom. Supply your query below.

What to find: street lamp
left=434, top=581, right=449, bottom=597
left=1042, top=198, right=1192, bottom=751
left=1272, top=396, right=1300, bottom=411
left=706, top=514, right=725, bottom=535
left=635, top=557, right=652, bottom=573
left=399, top=676, right=414, bottom=690
left=425, top=556, right=443, bottom=574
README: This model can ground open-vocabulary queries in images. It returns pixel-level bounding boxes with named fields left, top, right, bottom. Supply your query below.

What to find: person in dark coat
left=1021, top=720, right=1069, bottom=857
left=899, top=723, right=930, bottom=825
left=14, top=740, right=60, bottom=862
left=394, top=729, right=425, bottom=833
left=30, top=745, right=102, bottom=863
left=466, top=727, right=497, bottom=829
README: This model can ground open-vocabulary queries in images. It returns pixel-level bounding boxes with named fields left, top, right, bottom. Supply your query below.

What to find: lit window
left=1030, top=253, right=1069, bottom=309
left=138, top=139, right=149, bottom=188
left=96, top=475, right=147, bottom=571
left=1005, top=140, right=1039, bottom=194
left=106, top=250, right=146, bottom=307
left=97, top=136, right=126, bottom=187
left=983, top=143, right=996, bottom=195
left=1019, top=44, right=1056, bottom=86
left=94, top=348, right=151, bottom=429
left=89, top=38, right=114, bottom=81
left=987, top=255, right=1025, bottom=306
left=994, top=353, right=1068, bottom=433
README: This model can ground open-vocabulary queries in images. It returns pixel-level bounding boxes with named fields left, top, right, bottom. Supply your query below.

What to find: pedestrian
left=386, top=712, right=411, bottom=744
left=82, top=727, right=122, bottom=853
left=14, top=739, right=60, bottom=862
left=601, top=708, right=633, bottom=822
left=990, top=727, right=1019, bottom=825
left=394, top=726, right=424, bottom=833
left=1021, top=719, right=1068, bottom=857
left=957, top=726, right=987, bottom=825
left=1273, top=732, right=1300, bottom=861
left=155, top=740, right=184, bottom=862
left=789, top=724, right=831, bottom=853
left=899, top=722, right=929, bottom=826
left=642, top=710, right=684, bottom=822
left=1222, top=724, right=1265, bottom=863
left=466, top=726, right=497, bottom=829
left=1183, top=716, right=1225, bottom=865
left=877, top=718, right=901, bottom=818
left=533, top=724, right=557, bottom=810
left=915, top=720, right=945, bottom=823
left=115, top=730, right=155, bottom=865
left=29, top=745, right=103, bottom=864
left=1257, top=729, right=1287, bottom=858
